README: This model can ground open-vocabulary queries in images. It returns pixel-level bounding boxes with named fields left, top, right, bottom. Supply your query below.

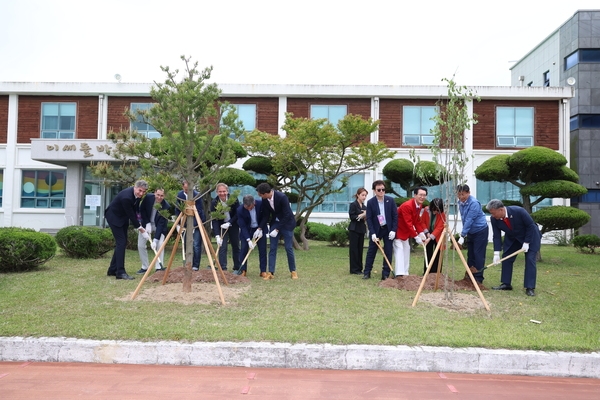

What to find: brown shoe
left=241, top=270, right=247, bottom=277
left=291, top=271, right=298, bottom=280
left=263, top=272, right=274, bottom=280
left=260, top=272, right=268, bottom=278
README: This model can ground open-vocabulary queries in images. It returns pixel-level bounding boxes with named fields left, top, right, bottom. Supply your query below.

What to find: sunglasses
left=376, top=188, right=386, bottom=192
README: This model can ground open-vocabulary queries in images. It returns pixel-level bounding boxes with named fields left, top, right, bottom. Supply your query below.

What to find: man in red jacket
left=393, top=187, right=428, bottom=276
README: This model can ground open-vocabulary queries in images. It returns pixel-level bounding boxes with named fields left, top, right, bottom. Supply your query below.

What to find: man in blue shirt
left=456, top=184, right=488, bottom=283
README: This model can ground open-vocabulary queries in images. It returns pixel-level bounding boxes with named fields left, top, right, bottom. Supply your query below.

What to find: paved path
left=2, top=361, right=600, bottom=399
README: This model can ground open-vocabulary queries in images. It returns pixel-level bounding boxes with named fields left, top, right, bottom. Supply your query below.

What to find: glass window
left=565, top=51, right=579, bottom=70
left=41, top=102, right=76, bottom=139
left=298, top=173, right=363, bottom=214
left=221, top=104, right=257, bottom=140
left=21, top=170, right=66, bottom=208
left=571, top=114, right=600, bottom=129
left=476, top=180, right=551, bottom=212
left=130, top=103, right=160, bottom=138
left=402, top=106, right=437, bottom=146
left=496, top=107, right=534, bottom=147
left=310, top=105, right=347, bottom=126
left=580, top=49, right=600, bottom=62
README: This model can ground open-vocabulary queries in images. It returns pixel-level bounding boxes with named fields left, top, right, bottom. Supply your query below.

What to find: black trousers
left=348, top=230, right=365, bottom=274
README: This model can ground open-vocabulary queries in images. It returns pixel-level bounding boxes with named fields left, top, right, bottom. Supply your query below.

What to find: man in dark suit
left=487, top=199, right=541, bottom=296
left=175, top=180, right=206, bottom=271
left=363, top=180, right=398, bottom=280
left=136, top=188, right=170, bottom=274
left=256, top=182, right=298, bottom=280
left=210, top=183, right=240, bottom=272
left=237, top=195, right=267, bottom=277
left=104, top=180, right=149, bottom=280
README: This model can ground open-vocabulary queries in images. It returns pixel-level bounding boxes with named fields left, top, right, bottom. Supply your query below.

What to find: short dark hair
left=413, top=186, right=427, bottom=195
left=372, top=180, right=385, bottom=190
left=456, top=184, right=470, bottom=193
left=429, top=198, right=444, bottom=213
left=256, top=182, right=272, bottom=194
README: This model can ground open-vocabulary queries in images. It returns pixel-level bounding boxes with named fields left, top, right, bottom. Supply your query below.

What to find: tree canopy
left=243, top=113, right=394, bottom=249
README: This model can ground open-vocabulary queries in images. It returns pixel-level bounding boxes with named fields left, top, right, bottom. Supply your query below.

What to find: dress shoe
left=155, top=267, right=166, bottom=272
left=107, top=271, right=116, bottom=276
left=136, top=268, right=147, bottom=274
left=263, top=272, right=274, bottom=280
left=362, top=273, right=371, bottom=280
left=525, top=288, right=535, bottom=296
left=350, top=271, right=362, bottom=275
left=381, top=275, right=389, bottom=281
left=116, top=274, right=135, bottom=280
left=241, top=270, right=247, bottom=277
left=492, top=283, right=513, bottom=290
left=291, top=271, right=298, bottom=279
left=260, top=272, right=268, bottom=278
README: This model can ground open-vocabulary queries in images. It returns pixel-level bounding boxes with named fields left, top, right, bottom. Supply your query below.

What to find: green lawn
left=1, top=241, right=598, bottom=352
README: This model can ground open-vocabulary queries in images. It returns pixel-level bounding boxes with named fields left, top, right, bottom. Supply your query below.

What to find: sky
left=1, top=0, right=599, bottom=87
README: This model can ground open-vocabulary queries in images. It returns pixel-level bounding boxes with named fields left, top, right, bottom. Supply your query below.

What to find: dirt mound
left=378, top=273, right=486, bottom=291
left=147, top=266, right=250, bottom=284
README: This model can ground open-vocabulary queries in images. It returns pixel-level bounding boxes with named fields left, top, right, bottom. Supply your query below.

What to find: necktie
left=504, top=217, right=512, bottom=230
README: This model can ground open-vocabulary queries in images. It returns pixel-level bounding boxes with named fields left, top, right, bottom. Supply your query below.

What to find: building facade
left=0, top=82, right=572, bottom=233
left=510, top=9, right=600, bottom=235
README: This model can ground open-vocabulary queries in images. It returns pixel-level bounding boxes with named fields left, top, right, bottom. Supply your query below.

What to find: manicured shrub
left=0, top=227, right=57, bottom=272
left=127, top=228, right=139, bottom=250
left=55, top=226, right=114, bottom=258
left=329, top=220, right=350, bottom=247
left=572, top=234, right=600, bottom=254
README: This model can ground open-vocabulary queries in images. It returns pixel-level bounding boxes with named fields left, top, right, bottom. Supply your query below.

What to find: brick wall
left=17, top=96, right=99, bottom=143
left=106, top=96, right=152, bottom=133
left=474, top=100, right=559, bottom=150
left=0, top=95, right=8, bottom=143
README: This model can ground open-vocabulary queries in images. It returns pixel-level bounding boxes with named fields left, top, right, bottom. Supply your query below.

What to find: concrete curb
left=1, top=337, right=598, bottom=378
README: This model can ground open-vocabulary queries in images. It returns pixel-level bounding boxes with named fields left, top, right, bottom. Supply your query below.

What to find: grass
left=1, top=240, right=599, bottom=352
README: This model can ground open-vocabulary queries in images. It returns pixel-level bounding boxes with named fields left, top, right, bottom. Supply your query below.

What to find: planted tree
left=89, top=56, right=247, bottom=292
left=244, top=113, right=394, bottom=249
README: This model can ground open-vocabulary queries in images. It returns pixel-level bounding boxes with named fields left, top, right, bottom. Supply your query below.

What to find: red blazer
left=419, top=207, right=447, bottom=249
left=396, top=199, right=427, bottom=241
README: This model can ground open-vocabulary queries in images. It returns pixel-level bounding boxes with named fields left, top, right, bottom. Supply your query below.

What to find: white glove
left=522, top=243, right=529, bottom=253
left=221, top=222, right=231, bottom=230
left=247, top=239, right=255, bottom=250
left=414, top=236, right=423, bottom=245
left=141, top=231, right=151, bottom=241
left=145, top=223, right=152, bottom=235
left=388, top=231, right=395, bottom=240
left=418, top=232, right=427, bottom=241
left=356, top=215, right=362, bottom=221
left=216, top=235, right=222, bottom=246
left=151, top=239, right=158, bottom=251
left=458, top=236, right=465, bottom=245
left=371, top=234, right=378, bottom=243
left=493, top=251, right=500, bottom=265
left=176, top=225, right=181, bottom=233
left=269, top=229, right=279, bottom=238
left=253, top=229, right=263, bottom=239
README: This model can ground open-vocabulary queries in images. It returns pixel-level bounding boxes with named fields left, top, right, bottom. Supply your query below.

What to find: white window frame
left=402, top=106, right=438, bottom=146
left=41, top=102, right=76, bottom=139
left=496, top=106, right=534, bottom=148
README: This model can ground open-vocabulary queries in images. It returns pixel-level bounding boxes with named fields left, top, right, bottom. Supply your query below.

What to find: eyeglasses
left=376, top=188, right=386, bottom=192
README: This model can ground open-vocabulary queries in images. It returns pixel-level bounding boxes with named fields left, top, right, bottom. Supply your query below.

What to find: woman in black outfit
left=348, top=188, right=368, bottom=274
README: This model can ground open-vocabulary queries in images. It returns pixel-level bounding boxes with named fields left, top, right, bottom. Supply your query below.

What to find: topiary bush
left=55, top=226, right=115, bottom=258
left=572, top=234, right=600, bottom=254
left=0, top=227, right=57, bottom=272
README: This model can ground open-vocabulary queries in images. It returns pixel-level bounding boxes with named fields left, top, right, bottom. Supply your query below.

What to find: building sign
left=30, top=139, right=134, bottom=164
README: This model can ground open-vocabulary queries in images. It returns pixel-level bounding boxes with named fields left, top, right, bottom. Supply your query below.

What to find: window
left=21, top=170, right=66, bottom=208
left=565, top=49, right=600, bottom=70
left=221, top=104, right=257, bottom=140
left=402, top=106, right=437, bottom=146
left=476, top=180, right=551, bottom=212
left=41, top=103, right=76, bottom=139
left=0, top=169, right=3, bottom=208
left=130, top=103, right=160, bottom=138
left=496, top=107, right=534, bottom=147
left=543, top=71, right=550, bottom=87
left=570, top=114, right=600, bottom=130
left=299, top=173, right=364, bottom=213
left=310, top=105, right=347, bottom=126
